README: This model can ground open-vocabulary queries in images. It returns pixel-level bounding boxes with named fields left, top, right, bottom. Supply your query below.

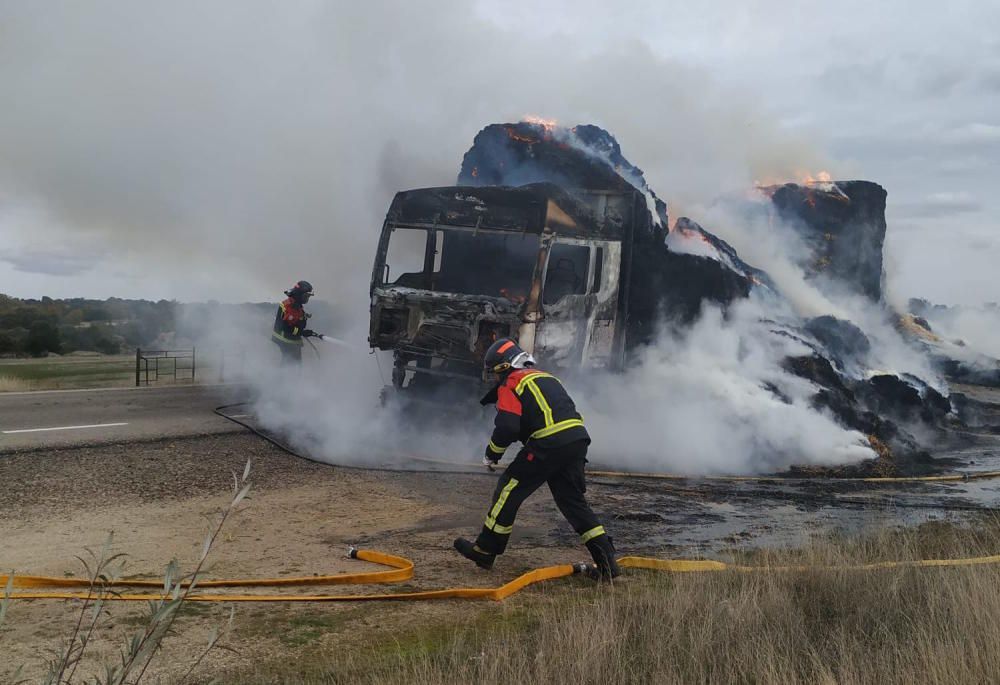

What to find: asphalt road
left=0, top=384, right=253, bottom=452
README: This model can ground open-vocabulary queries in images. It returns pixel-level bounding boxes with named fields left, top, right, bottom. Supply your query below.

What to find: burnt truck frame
left=369, top=182, right=653, bottom=401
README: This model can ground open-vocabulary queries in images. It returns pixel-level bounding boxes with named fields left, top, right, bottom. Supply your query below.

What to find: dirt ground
left=0, top=433, right=642, bottom=682
left=3, top=423, right=998, bottom=682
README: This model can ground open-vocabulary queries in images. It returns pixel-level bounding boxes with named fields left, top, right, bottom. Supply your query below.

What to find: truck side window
left=593, top=247, right=604, bottom=293
left=385, top=228, right=433, bottom=289
left=543, top=243, right=589, bottom=304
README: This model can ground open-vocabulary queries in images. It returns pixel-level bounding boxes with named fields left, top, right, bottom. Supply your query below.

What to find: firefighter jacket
left=483, top=368, right=590, bottom=460
left=272, top=297, right=308, bottom=345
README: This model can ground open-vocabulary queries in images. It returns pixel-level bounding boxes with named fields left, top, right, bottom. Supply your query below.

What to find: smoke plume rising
left=0, top=1, right=832, bottom=303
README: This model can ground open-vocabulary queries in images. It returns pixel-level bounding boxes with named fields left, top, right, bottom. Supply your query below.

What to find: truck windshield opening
left=383, top=228, right=540, bottom=303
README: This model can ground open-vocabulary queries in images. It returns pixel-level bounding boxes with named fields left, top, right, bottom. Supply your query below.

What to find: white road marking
left=228, top=414, right=252, bottom=418
left=2, top=422, right=129, bottom=434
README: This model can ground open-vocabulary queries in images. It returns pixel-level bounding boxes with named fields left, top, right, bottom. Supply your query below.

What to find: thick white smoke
left=577, top=301, right=875, bottom=474
left=182, top=303, right=491, bottom=467
left=918, top=306, right=1000, bottom=360
left=693, top=198, right=945, bottom=388
left=194, top=297, right=878, bottom=475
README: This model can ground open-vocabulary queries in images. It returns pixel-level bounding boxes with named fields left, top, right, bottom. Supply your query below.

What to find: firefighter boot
left=454, top=538, right=496, bottom=570
left=585, top=535, right=621, bottom=580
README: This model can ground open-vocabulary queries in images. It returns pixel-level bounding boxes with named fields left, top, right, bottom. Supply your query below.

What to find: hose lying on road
left=7, top=547, right=1000, bottom=603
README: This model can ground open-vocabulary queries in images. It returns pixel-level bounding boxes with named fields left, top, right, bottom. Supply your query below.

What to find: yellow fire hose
left=7, top=547, right=1000, bottom=603
left=1, top=549, right=579, bottom=602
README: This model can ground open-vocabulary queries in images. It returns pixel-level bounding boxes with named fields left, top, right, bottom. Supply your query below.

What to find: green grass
left=281, top=611, right=367, bottom=648
left=238, top=606, right=370, bottom=649
left=0, top=355, right=134, bottom=390
left=0, top=354, right=210, bottom=391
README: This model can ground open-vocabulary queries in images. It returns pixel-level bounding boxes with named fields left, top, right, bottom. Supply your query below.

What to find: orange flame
left=801, top=170, right=833, bottom=185
left=522, top=115, right=558, bottom=132
left=504, top=126, right=538, bottom=144
left=753, top=170, right=850, bottom=206
left=754, top=169, right=835, bottom=188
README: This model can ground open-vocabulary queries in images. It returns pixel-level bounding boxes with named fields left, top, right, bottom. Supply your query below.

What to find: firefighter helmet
left=483, top=337, right=535, bottom=375
left=285, top=280, right=314, bottom=302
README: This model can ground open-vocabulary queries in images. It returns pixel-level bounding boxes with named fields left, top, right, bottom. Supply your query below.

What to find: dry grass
left=230, top=519, right=1000, bottom=685
left=0, top=375, right=32, bottom=392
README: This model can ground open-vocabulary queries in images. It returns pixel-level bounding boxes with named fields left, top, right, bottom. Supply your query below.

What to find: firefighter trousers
left=475, top=440, right=607, bottom=555
left=273, top=339, right=303, bottom=365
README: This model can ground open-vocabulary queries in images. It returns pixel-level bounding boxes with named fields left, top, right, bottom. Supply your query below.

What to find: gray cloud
left=897, top=191, right=983, bottom=219
left=941, top=123, right=1000, bottom=146
left=0, top=249, right=100, bottom=277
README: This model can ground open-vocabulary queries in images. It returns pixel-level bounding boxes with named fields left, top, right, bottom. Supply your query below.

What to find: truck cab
left=369, top=183, right=647, bottom=402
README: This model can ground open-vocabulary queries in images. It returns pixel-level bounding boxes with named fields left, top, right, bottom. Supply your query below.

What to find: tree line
left=0, top=294, right=178, bottom=357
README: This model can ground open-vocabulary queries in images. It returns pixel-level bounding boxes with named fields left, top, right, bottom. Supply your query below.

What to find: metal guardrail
left=135, top=348, right=196, bottom=386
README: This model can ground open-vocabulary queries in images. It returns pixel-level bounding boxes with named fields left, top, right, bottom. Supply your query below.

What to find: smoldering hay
left=451, top=120, right=961, bottom=475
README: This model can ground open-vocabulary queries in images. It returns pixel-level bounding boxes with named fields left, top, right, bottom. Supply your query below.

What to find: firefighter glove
left=302, top=329, right=316, bottom=337
left=482, top=455, right=500, bottom=470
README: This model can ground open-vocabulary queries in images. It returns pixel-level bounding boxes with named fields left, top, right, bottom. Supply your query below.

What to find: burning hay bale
left=459, top=121, right=663, bottom=206
left=760, top=180, right=888, bottom=301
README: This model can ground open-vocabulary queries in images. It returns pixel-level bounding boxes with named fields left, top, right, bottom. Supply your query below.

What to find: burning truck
left=369, top=183, right=642, bottom=398
left=370, top=122, right=764, bottom=405
left=369, top=120, right=966, bottom=473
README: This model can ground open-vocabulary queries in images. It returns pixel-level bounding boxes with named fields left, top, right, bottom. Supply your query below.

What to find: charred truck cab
left=369, top=182, right=651, bottom=404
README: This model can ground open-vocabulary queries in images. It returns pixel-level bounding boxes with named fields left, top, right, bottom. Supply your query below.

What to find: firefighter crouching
left=272, top=280, right=319, bottom=364
left=454, top=338, right=620, bottom=579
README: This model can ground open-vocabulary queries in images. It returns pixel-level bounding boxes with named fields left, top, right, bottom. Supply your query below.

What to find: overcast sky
left=0, top=0, right=997, bottom=306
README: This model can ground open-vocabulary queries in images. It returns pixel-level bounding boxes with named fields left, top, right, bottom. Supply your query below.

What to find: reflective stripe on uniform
left=271, top=331, right=304, bottom=345
left=514, top=371, right=553, bottom=395
left=512, top=371, right=585, bottom=440
left=523, top=379, right=554, bottom=426
left=580, top=525, right=606, bottom=543
left=488, top=440, right=507, bottom=455
left=530, top=418, right=585, bottom=440
left=485, top=478, right=519, bottom=533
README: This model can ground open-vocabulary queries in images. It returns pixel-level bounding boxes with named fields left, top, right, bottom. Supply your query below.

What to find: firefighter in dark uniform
left=272, top=280, right=318, bottom=365
left=454, top=338, right=620, bottom=579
